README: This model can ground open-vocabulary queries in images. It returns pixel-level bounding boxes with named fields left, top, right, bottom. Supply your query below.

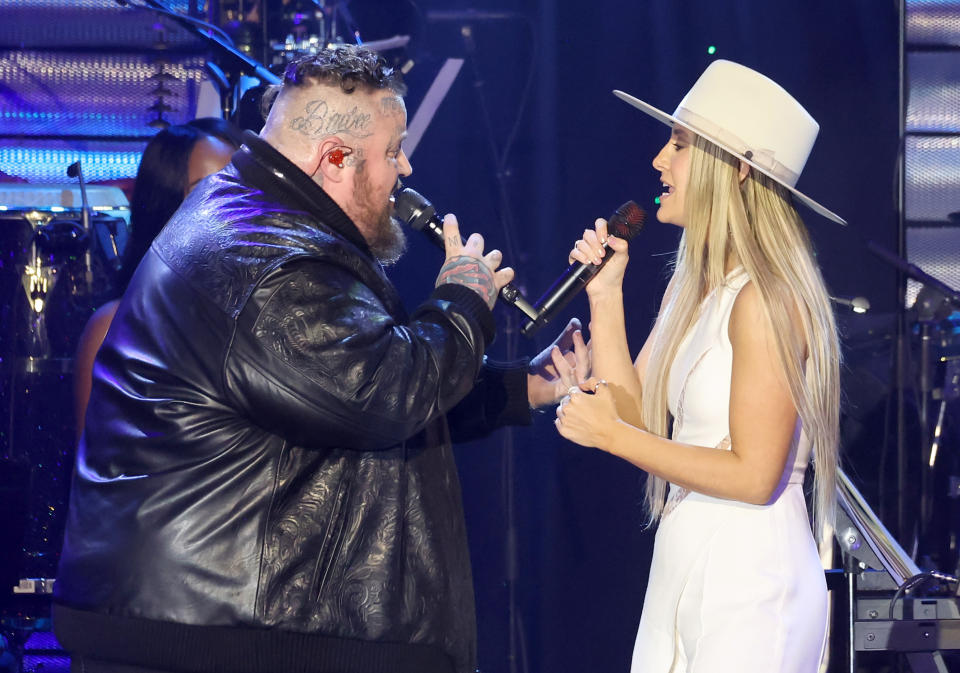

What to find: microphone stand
left=895, top=0, right=908, bottom=565
left=116, top=0, right=279, bottom=120
left=456, top=17, right=532, bottom=673
left=66, top=161, right=94, bottom=295
left=137, top=0, right=279, bottom=84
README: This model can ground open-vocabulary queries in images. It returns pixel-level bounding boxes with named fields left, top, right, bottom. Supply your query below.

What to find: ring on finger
left=593, top=379, right=607, bottom=393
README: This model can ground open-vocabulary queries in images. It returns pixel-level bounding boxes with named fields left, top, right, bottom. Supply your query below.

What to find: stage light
left=0, top=147, right=143, bottom=183
left=707, top=46, right=717, bottom=55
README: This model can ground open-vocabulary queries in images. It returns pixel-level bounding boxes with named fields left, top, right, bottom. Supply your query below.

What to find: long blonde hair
left=641, top=134, right=840, bottom=538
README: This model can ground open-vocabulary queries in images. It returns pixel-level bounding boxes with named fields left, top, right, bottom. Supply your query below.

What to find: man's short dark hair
left=282, top=44, right=406, bottom=96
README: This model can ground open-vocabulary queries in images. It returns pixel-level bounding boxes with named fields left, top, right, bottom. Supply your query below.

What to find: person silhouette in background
left=73, top=119, right=240, bottom=438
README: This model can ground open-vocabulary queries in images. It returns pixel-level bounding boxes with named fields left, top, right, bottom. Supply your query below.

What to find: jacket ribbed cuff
left=431, top=283, right=496, bottom=346
left=480, top=357, right=532, bottom=427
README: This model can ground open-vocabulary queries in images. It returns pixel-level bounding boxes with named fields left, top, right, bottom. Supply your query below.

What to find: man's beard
left=353, top=164, right=407, bottom=266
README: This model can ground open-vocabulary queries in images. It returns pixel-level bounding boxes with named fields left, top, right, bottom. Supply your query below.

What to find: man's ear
left=738, top=159, right=751, bottom=185
left=310, top=137, right=347, bottom=182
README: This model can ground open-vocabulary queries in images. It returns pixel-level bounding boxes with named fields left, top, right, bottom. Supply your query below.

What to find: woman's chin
left=655, top=207, right=685, bottom=228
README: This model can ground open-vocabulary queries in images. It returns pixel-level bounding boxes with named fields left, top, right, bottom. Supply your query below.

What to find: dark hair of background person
left=116, top=119, right=241, bottom=290
left=187, top=116, right=246, bottom=148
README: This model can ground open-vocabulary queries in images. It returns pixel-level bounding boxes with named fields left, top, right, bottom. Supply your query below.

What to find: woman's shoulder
left=723, top=265, right=750, bottom=291
left=77, top=300, right=121, bottom=358
left=728, top=276, right=804, bottom=346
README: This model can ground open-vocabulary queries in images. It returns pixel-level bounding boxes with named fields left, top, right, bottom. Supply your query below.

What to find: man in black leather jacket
left=53, top=46, right=586, bottom=673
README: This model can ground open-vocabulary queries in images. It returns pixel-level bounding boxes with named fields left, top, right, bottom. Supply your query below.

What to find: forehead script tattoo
left=288, top=99, right=373, bottom=139
left=380, top=96, right=405, bottom=117
left=380, top=97, right=407, bottom=147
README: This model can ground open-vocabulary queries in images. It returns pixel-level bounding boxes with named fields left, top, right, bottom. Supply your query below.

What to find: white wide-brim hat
left=614, top=59, right=845, bottom=225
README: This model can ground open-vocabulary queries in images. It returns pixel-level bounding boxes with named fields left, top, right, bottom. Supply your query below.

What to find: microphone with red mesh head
left=521, top=201, right=645, bottom=338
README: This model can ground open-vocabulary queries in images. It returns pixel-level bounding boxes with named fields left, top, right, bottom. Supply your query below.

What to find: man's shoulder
left=151, top=179, right=350, bottom=314
left=152, top=175, right=391, bottom=319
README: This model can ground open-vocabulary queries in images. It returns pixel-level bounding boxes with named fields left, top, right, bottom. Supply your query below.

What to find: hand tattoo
left=436, top=256, right=497, bottom=308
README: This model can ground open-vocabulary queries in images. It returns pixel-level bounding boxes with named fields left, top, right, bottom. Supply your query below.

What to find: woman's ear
left=738, top=159, right=751, bottom=185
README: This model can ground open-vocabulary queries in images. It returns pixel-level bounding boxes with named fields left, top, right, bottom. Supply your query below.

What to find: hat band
left=674, top=107, right=801, bottom=188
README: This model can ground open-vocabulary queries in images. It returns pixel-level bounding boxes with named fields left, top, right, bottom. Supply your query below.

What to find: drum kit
left=914, top=287, right=960, bottom=575
left=0, top=166, right=129, bottom=622
left=834, top=279, right=960, bottom=672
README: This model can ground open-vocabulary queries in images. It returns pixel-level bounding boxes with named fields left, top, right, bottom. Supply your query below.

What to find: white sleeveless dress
left=630, top=270, right=827, bottom=673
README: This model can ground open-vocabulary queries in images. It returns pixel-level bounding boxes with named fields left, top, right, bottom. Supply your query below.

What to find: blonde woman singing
left=554, top=60, right=843, bottom=672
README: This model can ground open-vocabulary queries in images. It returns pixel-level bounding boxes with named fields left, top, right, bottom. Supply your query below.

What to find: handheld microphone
left=520, top=201, right=645, bottom=337
left=393, top=187, right=538, bottom=321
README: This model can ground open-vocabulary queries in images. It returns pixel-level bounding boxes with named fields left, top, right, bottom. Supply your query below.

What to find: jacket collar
left=232, top=130, right=374, bottom=259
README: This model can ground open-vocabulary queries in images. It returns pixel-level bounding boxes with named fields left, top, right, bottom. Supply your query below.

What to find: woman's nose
left=651, top=144, right=669, bottom=171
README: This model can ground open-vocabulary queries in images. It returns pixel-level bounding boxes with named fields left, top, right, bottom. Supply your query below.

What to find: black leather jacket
left=54, top=133, right=531, bottom=673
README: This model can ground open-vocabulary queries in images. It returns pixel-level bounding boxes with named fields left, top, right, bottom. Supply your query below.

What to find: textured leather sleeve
left=224, top=258, right=491, bottom=450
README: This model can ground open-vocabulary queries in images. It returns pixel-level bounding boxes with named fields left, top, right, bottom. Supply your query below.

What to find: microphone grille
left=393, top=187, right=436, bottom=232
left=608, top=200, right=645, bottom=240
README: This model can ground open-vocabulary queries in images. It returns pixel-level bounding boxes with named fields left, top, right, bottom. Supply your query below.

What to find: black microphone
left=520, top=201, right=645, bottom=337
left=393, top=187, right=538, bottom=321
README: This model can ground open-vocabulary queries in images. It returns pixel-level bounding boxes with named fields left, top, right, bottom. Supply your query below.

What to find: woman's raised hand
left=567, top=217, right=630, bottom=296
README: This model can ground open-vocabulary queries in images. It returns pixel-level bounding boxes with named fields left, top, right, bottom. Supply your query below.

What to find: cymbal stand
left=929, top=356, right=960, bottom=476
left=867, top=241, right=960, bottom=554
